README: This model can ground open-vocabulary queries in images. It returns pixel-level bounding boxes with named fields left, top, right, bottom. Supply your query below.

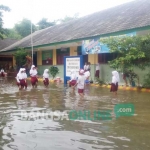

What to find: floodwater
left=0, top=78, right=150, bottom=150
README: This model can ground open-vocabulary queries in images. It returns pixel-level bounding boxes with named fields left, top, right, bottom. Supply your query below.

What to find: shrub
left=49, top=66, right=59, bottom=79
left=143, top=72, right=150, bottom=88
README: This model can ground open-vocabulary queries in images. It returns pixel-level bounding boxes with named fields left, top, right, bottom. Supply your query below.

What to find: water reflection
left=0, top=78, right=150, bottom=149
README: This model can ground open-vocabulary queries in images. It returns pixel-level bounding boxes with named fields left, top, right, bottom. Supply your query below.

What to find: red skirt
left=31, top=76, right=38, bottom=86
left=69, top=80, right=76, bottom=87
left=17, top=79, right=26, bottom=87
left=43, top=78, right=49, bottom=86
left=95, top=70, right=100, bottom=78
left=110, top=83, right=118, bottom=92
left=0, top=72, right=5, bottom=77
left=78, top=88, right=84, bottom=93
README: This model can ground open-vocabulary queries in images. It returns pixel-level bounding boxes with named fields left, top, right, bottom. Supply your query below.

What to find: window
left=98, top=53, right=118, bottom=63
left=56, top=48, right=70, bottom=65
left=42, top=50, right=53, bottom=65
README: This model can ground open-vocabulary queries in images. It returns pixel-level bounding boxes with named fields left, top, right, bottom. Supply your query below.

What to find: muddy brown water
left=0, top=78, right=150, bottom=150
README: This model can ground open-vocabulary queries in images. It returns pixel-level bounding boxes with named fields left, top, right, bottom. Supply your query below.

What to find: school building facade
left=0, top=0, right=150, bottom=84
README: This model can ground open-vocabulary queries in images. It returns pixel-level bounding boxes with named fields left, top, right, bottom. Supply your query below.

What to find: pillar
left=88, top=54, right=98, bottom=64
left=53, top=49, right=56, bottom=65
left=37, top=51, right=42, bottom=65
left=70, top=46, right=77, bottom=56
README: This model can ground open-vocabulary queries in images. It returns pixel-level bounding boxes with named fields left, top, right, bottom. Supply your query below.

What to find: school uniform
left=69, top=71, right=77, bottom=87
left=110, top=71, right=120, bottom=92
left=29, top=65, right=38, bottom=86
left=43, top=69, right=49, bottom=86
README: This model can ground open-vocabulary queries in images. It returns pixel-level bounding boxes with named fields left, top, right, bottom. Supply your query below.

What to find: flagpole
left=31, top=22, right=33, bottom=65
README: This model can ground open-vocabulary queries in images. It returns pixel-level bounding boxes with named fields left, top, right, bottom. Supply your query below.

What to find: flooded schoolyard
left=0, top=78, right=150, bottom=150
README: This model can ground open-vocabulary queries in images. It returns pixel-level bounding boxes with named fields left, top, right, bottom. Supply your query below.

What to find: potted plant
left=49, top=66, right=59, bottom=79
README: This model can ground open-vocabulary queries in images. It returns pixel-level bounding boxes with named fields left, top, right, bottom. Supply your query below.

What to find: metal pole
left=31, top=20, right=34, bottom=65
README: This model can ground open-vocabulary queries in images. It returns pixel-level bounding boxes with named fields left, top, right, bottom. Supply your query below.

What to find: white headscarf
left=16, top=68, right=24, bottom=82
left=29, top=65, right=37, bottom=76
left=43, top=69, right=49, bottom=79
left=112, top=71, right=120, bottom=84
left=70, top=70, right=77, bottom=81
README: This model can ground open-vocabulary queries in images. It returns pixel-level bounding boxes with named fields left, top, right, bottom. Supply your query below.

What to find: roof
left=1, top=0, right=150, bottom=52
left=0, top=38, right=19, bottom=51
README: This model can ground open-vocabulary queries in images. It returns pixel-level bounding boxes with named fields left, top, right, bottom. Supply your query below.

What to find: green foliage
left=101, top=35, right=150, bottom=72
left=14, top=48, right=28, bottom=69
left=49, top=66, right=59, bottom=79
left=14, top=18, right=36, bottom=38
left=0, top=5, right=10, bottom=39
left=95, top=77, right=106, bottom=86
left=5, top=28, right=22, bottom=39
left=143, top=71, right=150, bottom=88
left=37, top=18, right=55, bottom=30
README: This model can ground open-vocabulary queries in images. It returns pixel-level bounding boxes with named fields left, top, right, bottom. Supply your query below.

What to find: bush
left=49, top=66, right=59, bottom=79
left=143, top=72, right=150, bottom=88
left=95, top=77, right=106, bottom=86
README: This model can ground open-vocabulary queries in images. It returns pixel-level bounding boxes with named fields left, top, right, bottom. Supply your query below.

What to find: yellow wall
left=88, top=54, right=98, bottom=64
left=13, top=56, right=16, bottom=66
left=37, top=51, right=42, bottom=65
left=53, top=49, right=56, bottom=65
left=70, top=46, right=77, bottom=56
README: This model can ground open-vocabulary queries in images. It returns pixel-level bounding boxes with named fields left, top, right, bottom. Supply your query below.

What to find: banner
left=82, top=32, right=136, bottom=55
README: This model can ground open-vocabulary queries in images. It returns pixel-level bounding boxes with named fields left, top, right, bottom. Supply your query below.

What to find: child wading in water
left=73, top=69, right=85, bottom=97
left=110, top=71, right=120, bottom=96
left=43, top=69, right=49, bottom=87
left=69, top=70, right=77, bottom=90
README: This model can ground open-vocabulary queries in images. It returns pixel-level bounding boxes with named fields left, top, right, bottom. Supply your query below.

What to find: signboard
left=64, top=56, right=83, bottom=84
left=82, top=32, right=136, bottom=55
left=42, top=51, right=52, bottom=60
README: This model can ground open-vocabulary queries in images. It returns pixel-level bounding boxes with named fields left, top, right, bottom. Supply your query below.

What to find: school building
left=0, top=0, right=150, bottom=84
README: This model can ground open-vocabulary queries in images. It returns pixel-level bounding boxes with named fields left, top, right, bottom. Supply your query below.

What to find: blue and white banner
left=82, top=32, right=136, bottom=55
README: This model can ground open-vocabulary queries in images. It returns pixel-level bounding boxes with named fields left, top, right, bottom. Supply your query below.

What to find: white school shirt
left=77, top=75, right=85, bottom=89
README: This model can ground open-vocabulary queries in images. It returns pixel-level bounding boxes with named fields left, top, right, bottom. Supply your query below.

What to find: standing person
left=84, top=70, right=90, bottom=84
left=29, top=65, right=38, bottom=88
left=16, top=68, right=25, bottom=90
left=43, top=69, right=50, bottom=87
left=73, top=69, right=85, bottom=97
left=0, top=68, right=6, bottom=77
left=95, top=63, right=100, bottom=78
left=22, top=68, right=28, bottom=89
left=84, top=62, right=88, bottom=72
left=110, top=71, right=120, bottom=96
left=87, top=62, right=91, bottom=72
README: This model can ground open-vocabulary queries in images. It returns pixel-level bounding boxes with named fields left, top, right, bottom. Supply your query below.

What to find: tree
left=5, top=28, right=22, bottom=39
left=37, top=18, right=55, bottom=30
left=57, top=13, right=79, bottom=23
left=101, top=35, right=150, bottom=72
left=101, top=35, right=150, bottom=86
left=14, top=48, right=28, bottom=71
left=0, top=5, right=10, bottom=39
left=14, top=18, right=36, bottom=38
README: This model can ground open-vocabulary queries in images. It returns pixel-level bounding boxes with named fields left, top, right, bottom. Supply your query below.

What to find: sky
left=1, top=0, right=133, bottom=28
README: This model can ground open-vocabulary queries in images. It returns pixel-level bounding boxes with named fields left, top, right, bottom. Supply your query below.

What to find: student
left=95, top=63, right=100, bottom=78
left=73, top=69, right=85, bottom=97
left=22, top=68, right=28, bottom=89
left=29, top=65, right=38, bottom=88
left=69, top=70, right=77, bottom=87
left=43, top=69, right=49, bottom=87
left=16, top=68, right=25, bottom=90
left=84, top=70, right=90, bottom=84
left=0, top=68, right=6, bottom=77
left=110, top=71, right=120, bottom=96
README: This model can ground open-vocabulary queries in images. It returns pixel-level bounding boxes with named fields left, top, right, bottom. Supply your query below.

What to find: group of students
left=69, top=68, right=120, bottom=97
left=15, top=64, right=120, bottom=97
left=15, top=65, right=50, bottom=90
